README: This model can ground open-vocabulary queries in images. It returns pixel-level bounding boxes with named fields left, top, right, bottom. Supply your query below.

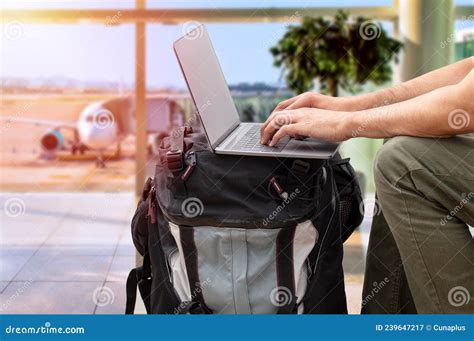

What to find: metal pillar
left=391, top=0, right=402, bottom=85
left=134, top=0, right=147, bottom=282
left=135, top=0, right=147, bottom=197
left=399, top=0, right=454, bottom=81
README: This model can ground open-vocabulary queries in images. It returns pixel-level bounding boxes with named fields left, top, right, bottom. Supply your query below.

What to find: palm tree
left=270, top=10, right=402, bottom=96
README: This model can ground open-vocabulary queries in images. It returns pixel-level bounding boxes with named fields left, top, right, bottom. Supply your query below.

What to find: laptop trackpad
left=283, top=138, right=340, bottom=156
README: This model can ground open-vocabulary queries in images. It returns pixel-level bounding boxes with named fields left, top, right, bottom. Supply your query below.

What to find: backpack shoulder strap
left=125, top=268, right=137, bottom=314
left=125, top=181, right=155, bottom=315
left=125, top=252, right=152, bottom=314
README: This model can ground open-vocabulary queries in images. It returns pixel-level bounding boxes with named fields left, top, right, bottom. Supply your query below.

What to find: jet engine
left=40, top=130, right=64, bottom=157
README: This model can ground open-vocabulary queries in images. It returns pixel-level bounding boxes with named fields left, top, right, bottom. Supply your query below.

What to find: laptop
left=173, top=25, right=340, bottom=159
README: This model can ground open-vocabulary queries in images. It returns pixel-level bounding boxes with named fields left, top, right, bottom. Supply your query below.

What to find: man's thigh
left=374, top=134, right=474, bottom=313
left=362, top=208, right=417, bottom=314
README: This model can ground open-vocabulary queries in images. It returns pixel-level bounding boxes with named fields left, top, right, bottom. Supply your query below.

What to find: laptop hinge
left=212, top=120, right=240, bottom=150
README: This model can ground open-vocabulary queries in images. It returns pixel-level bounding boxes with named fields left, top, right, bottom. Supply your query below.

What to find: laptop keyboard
left=229, top=125, right=290, bottom=152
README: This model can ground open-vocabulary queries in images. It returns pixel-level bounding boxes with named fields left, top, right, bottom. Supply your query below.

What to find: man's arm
left=261, top=70, right=473, bottom=145
left=347, top=56, right=473, bottom=110
left=347, top=69, right=474, bottom=138
left=269, top=57, right=473, bottom=113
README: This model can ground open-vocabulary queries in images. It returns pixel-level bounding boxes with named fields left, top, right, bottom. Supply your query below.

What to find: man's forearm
left=348, top=78, right=473, bottom=138
left=262, top=69, right=473, bottom=145
left=343, top=57, right=473, bottom=111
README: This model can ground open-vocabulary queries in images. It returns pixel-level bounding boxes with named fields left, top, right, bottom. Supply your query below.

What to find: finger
left=274, top=92, right=318, bottom=112
left=262, top=95, right=315, bottom=135
left=269, top=124, right=301, bottom=147
left=261, top=111, right=289, bottom=143
left=273, top=95, right=301, bottom=112
left=261, top=111, right=281, bottom=135
left=260, top=119, right=280, bottom=145
left=262, top=94, right=305, bottom=132
left=285, top=95, right=315, bottom=111
left=261, top=111, right=296, bottom=144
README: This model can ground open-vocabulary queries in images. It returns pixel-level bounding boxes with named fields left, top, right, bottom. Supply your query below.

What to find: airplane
left=0, top=95, right=186, bottom=167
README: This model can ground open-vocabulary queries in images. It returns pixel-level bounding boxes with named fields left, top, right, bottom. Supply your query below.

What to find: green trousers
left=362, top=134, right=474, bottom=314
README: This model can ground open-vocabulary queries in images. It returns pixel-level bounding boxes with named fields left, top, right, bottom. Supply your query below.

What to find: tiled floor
left=0, top=193, right=136, bottom=315
left=0, top=193, right=371, bottom=314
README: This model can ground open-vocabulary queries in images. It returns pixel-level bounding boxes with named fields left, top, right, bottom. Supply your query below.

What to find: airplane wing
left=0, top=116, right=77, bottom=130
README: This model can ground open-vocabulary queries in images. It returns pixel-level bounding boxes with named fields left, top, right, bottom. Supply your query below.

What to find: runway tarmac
left=0, top=95, right=154, bottom=192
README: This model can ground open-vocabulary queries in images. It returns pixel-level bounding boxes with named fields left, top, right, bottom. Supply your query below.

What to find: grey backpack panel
left=168, top=221, right=317, bottom=314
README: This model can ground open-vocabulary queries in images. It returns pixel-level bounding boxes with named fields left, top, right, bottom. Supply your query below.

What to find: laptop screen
left=174, top=25, right=240, bottom=149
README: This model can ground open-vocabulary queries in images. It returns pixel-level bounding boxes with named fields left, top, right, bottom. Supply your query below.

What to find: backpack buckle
left=166, top=149, right=184, bottom=173
left=184, top=126, right=193, bottom=136
left=290, top=160, right=310, bottom=178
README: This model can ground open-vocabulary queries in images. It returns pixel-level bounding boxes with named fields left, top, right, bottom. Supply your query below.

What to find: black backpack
left=126, top=126, right=363, bottom=314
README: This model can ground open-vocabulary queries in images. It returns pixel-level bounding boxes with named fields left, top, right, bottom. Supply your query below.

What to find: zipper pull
left=181, top=152, right=197, bottom=181
left=147, top=186, right=157, bottom=224
left=270, top=176, right=288, bottom=200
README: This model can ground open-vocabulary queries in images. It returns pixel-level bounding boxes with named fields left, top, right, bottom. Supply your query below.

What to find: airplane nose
left=79, top=111, right=118, bottom=150
left=94, top=110, right=115, bottom=130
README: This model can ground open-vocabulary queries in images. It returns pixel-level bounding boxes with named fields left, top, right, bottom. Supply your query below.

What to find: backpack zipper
left=147, top=185, right=157, bottom=224
left=181, top=151, right=197, bottom=181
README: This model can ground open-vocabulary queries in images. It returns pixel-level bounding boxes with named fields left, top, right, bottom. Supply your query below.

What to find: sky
left=1, top=0, right=472, bottom=89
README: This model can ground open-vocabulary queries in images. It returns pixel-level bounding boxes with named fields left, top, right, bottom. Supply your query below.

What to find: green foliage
left=241, top=104, right=256, bottom=122
left=234, top=96, right=286, bottom=122
left=455, top=41, right=474, bottom=61
left=270, top=10, right=403, bottom=96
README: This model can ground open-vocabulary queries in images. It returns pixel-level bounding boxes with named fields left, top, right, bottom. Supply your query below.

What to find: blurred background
left=0, top=0, right=473, bottom=314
